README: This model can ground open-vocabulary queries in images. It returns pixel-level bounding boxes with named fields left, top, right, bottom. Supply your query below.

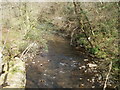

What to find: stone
left=79, top=78, right=82, bottom=80
left=81, top=65, right=86, bottom=69
left=84, top=59, right=89, bottom=61
left=87, top=63, right=97, bottom=68
left=32, top=62, right=35, bottom=64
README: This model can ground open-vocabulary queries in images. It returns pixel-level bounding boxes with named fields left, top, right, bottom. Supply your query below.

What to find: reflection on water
left=25, top=34, right=101, bottom=88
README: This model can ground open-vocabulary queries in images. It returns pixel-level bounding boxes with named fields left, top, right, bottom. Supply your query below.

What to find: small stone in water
left=89, top=80, right=92, bottom=82
left=53, top=77, right=56, bottom=79
left=32, top=62, right=35, bottom=64
left=14, top=57, right=20, bottom=60
left=85, top=70, right=87, bottom=73
left=73, top=61, right=76, bottom=63
left=87, top=63, right=97, bottom=68
left=59, top=71, right=64, bottom=73
left=92, top=86, right=95, bottom=88
left=79, top=67, right=82, bottom=70
left=98, top=75, right=102, bottom=80
left=79, top=67, right=82, bottom=69
left=81, top=84, right=84, bottom=86
left=81, top=65, right=86, bottom=69
left=60, top=62, right=65, bottom=66
left=79, top=78, right=82, bottom=80
left=84, top=59, right=88, bottom=61
left=92, top=78, right=95, bottom=82
left=44, top=74, right=47, bottom=76
left=87, top=79, right=90, bottom=81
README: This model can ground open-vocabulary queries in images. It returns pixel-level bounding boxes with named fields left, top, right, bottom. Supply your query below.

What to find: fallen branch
left=103, top=61, right=113, bottom=90
left=20, top=42, right=35, bottom=60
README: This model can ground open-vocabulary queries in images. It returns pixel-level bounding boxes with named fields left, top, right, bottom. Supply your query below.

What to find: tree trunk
left=73, top=1, right=94, bottom=48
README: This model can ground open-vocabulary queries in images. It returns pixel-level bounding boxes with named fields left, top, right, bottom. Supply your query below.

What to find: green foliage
left=24, top=29, right=40, bottom=41
left=63, top=3, right=74, bottom=15
left=1, top=2, right=119, bottom=87
left=112, top=59, right=120, bottom=71
left=10, top=66, right=20, bottom=74
left=18, top=42, right=29, bottom=53
left=88, top=46, right=99, bottom=55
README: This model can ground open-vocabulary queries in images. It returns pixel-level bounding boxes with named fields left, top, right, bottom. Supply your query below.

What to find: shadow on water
left=25, top=34, right=101, bottom=88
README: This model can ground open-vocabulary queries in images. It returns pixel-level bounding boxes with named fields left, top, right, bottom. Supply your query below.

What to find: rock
left=53, top=77, right=56, bottom=79
left=95, top=74, right=99, bottom=77
left=84, top=70, right=87, bottom=73
left=14, top=57, right=20, bottom=60
left=92, top=78, right=95, bottom=82
left=87, top=78, right=90, bottom=81
left=40, top=64, right=43, bottom=66
left=87, top=63, right=97, bottom=68
left=79, top=78, right=83, bottom=80
left=79, top=67, right=82, bottom=70
left=71, top=64, right=76, bottom=67
left=72, top=61, right=76, bottom=62
left=60, top=62, right=65, bottom=66
left=81, top=65, right=86, bottom=69
left=98, top=75, right=102, bottom=80
left=44, top=74, right=47, bottom=76
left=81, top=84, right=84, bottom=87
left=84, top=59, right=89, bottom=61
left=79, top=66, right=86, bottom=70
left=2, top=59, right=26, bottom=88
left=32, top=62, right=35, bottom=64
left=92, top=86, right=95, bottom=88
left=59, top=71, right=64, bottom=73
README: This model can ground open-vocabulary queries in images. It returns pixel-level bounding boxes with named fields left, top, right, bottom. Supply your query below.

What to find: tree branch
left=72, top=1, right=93, bottom=48
left=103, top=61, right=112, bottom=90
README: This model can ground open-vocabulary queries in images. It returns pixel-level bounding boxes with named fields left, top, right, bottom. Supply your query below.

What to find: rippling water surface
left=25, top=34, right=101, bottom=88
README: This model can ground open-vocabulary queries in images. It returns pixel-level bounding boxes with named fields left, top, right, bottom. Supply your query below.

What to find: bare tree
left=72, top=1, right=93, bottom=48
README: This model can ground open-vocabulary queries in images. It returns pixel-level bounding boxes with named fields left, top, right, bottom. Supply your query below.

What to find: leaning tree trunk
left=72, top=1, right=94, bottom=48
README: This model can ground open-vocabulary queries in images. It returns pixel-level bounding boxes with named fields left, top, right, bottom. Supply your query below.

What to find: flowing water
left=25, top=34, right=102, bottom=88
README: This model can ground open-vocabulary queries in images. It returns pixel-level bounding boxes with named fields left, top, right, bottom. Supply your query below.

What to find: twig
left=20, top=42, right=35, bottom=60
left=103, top=61, right=112, bottom=90
left=70, top=27, right=78, bottom=46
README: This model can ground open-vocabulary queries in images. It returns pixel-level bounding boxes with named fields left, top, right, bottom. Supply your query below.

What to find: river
left=25, top=34, right=102, bottom=88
